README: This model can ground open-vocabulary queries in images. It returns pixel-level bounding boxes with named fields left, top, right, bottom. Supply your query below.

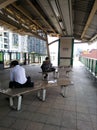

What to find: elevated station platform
left=0, top=61, right=97, bottom=130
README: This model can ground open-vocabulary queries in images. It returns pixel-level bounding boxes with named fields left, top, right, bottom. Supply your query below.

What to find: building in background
left=0, top=27, right=47, bottom=69
left=0, top=27, right=9, bottom=51
left=27, top=36, right=47, bottom=64
left=74, top=40, right=97, bottom=61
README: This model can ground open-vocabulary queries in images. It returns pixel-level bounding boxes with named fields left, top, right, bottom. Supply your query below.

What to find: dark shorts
left=9, top=76, right=34, bottom=88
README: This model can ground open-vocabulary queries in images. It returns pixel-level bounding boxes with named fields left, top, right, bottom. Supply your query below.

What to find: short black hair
left=45, top=57, right=49, bottom=60
left=10, top=60, right=19, bottom=67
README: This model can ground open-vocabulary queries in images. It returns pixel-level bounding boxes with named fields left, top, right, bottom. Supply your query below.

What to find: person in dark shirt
left=41, top=57, right=55, bottom=79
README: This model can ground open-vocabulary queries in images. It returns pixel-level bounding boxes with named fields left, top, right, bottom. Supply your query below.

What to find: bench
left=58, top=66, right=72, bottom=77
left=38, top=78, right=73, bottom=98
left=0, top=79, right=73, bottom=111
left=0, top=82, right=47, bottom=111
left=57, top=78, right=74, bottom=97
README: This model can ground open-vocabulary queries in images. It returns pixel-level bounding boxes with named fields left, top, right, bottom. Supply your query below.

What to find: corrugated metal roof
left=0, top=0, right=97, bottom=42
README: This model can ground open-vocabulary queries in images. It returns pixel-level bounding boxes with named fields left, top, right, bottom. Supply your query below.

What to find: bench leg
left=47, top=75, right=49, bottom=80
left=37, top=90, right=42, bottom=100
left=57, top=72, right=59, bottom=78
left=42, top=74, right=49, bottom=80
left=54, top=71, right=59, bottom=78
left=66, top=71, right=70, bottom=77
left=37, top=90, right=41, bottom=98
left=9, top=97, right=14, bottom=107
left=42, top=89, right=46, bottom=101
left=17, top=95, right=22, bottom=111
left=42, top=74, right=45, bottom=80
left=9, top=96, right=22, bottom=110
left=53, top=71, right=55, bottom=78
left=37, top=89, right=46, bottom=101
left=61, top=86, right=67, bottom=97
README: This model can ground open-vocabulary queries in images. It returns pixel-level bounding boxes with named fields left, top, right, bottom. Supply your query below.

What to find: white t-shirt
left=10, top=65, right=27, bottom=84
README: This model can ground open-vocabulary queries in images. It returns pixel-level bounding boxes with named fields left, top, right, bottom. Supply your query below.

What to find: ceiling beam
left=90, top=34, right=97, bottom=41
left=81, top=0, right=97, bottom=39
left=48, top=39, right=59, bottom=45
left=74, top=42, right=88, bottom=44
left=0, top=12, right=46, bottom=41
left=5, top=7, right=37, bottom=32
left=12, top=3, right=47, bottom=34
left=47, top=0, right=63, bottom=34
left=3, top=5, right=47, bottom=39
left=26, top=0, right=56, bottom=34
left=0, top=0, right=17, bottom=9
left=58, top=0, right=73, bottom=35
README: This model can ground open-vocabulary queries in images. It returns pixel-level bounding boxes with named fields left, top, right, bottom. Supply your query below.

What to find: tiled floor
left=0, top=61, right=97, bottom=130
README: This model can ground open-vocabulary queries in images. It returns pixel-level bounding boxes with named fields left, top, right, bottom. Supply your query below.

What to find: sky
left=48, top=35, right=59, bottom=43
left=74, top=41, right=97, bottom=52
left=74, top=40, right=97, bottom=56
left=48, top=35, right=97, bottom=57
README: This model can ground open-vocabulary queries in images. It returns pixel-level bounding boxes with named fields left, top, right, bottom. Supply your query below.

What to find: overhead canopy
left=0, top=0, right=97, bottom=42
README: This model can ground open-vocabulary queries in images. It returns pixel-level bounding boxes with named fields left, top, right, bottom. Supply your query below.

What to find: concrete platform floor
left=0, top=61, right=97, bottom=130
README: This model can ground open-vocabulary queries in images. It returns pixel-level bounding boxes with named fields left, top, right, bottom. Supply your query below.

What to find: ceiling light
left=50, top=0, right=60, bottom=17
left=59, top=21, right=64, bottom=29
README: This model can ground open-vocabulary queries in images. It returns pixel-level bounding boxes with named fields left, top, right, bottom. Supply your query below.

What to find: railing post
left=95, top=60, right=97, bottom=76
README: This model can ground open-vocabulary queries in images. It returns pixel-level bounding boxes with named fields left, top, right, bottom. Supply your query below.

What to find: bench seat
left=37, top=78, right=73, bottom=97
left=0, top=79, right=73, bottom=111
left=57, top=78, right=74, bottom=97
left=0, top=82, right=46, bottom=111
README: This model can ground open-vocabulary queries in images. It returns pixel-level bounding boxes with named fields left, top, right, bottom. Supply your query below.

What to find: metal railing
left=79, top=56, right=97, bottom=77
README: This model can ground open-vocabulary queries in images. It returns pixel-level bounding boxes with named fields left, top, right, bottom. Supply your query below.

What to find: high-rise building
left=0, top=27, right=47, bottom=69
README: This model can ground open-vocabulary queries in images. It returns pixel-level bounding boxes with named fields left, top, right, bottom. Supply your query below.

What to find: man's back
left=9, top=60, right=34, bottom=88
left=10, top=65, right=27, bottom=84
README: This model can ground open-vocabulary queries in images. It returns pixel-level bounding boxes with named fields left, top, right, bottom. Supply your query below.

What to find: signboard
left=59, top=37, right=74, bottom=66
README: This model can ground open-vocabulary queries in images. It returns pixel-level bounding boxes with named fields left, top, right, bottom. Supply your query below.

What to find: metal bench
left=0, top=82, right=46, bottom=111
left=38, top=78, right=74, bottom=98
left=57, top=78, right=74, bottom=97
left=58, top=66, right=72, bottom=77
left=0, top=79, right=73, bottom=111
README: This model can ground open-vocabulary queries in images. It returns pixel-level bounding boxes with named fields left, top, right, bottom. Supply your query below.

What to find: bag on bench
left=26, top=76, right=34, bottom=87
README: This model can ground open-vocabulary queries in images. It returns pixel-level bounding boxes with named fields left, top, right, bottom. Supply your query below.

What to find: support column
left=46, top=35, right=50, bottom=59
left=59, top=37, right=74, bottom=67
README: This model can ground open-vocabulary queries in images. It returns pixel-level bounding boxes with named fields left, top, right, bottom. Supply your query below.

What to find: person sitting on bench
left=9, top=60, right=34, bottom=88
left=41, top=57, right=55, bottom=79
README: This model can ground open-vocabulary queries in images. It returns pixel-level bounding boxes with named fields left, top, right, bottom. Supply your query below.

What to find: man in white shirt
left=9, top=60, right=34, bottom=88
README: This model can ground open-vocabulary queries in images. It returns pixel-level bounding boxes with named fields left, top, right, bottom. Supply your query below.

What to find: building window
left=4, top=44, right=8, bottom=49
left=4, top=32, right=9, bottom=37
left=12, top=34, right=18, bottom=46
left=4, top=38, right=9, bottom=43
